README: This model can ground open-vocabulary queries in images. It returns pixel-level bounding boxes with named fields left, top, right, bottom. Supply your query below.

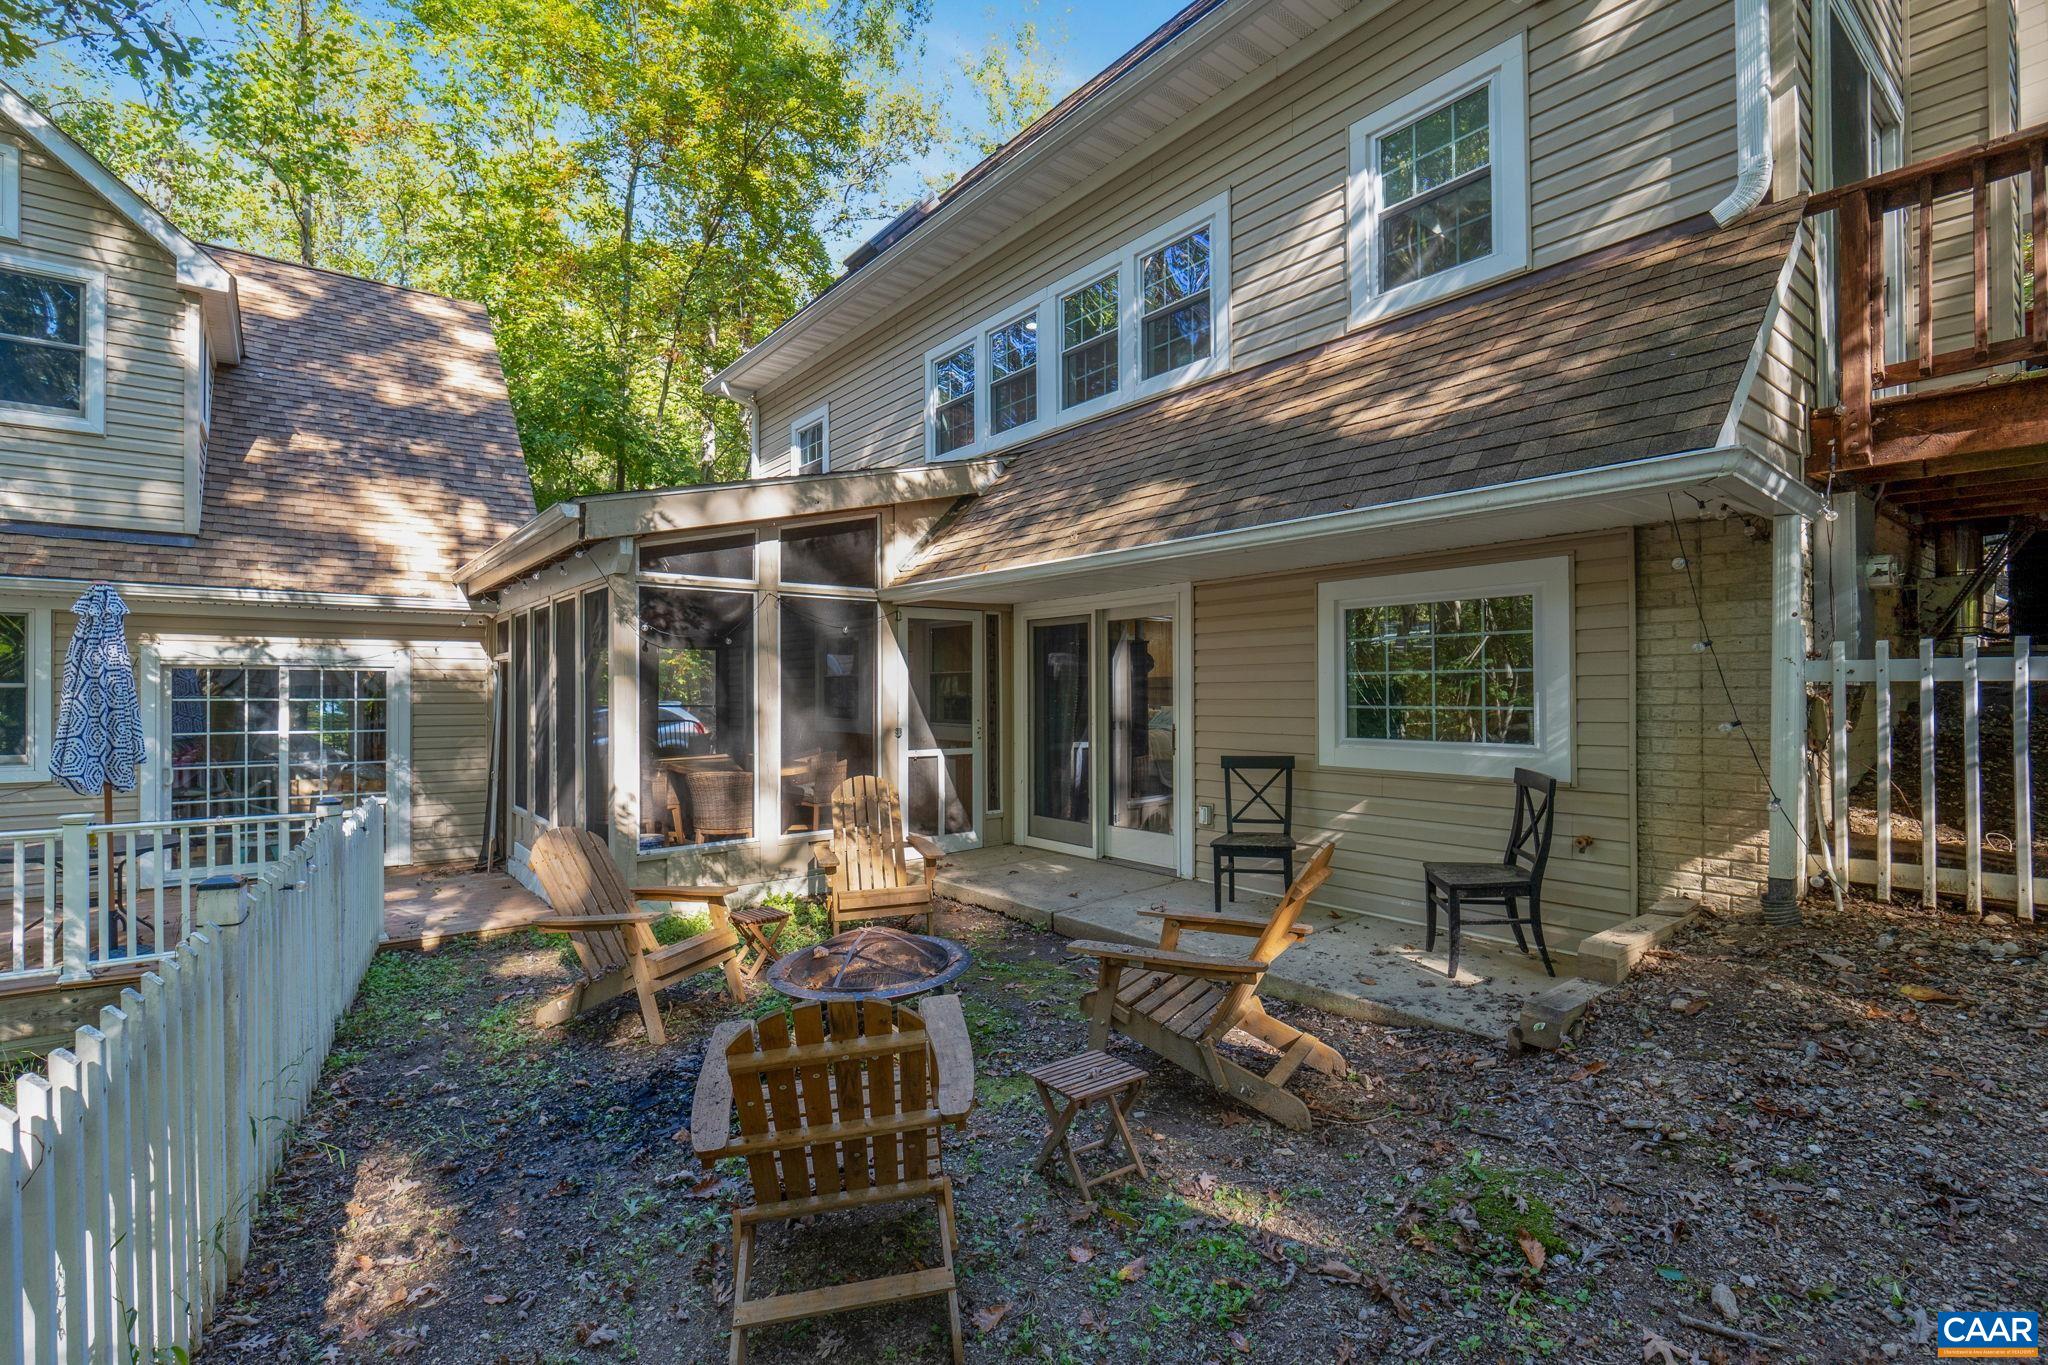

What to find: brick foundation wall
left=1635, top=518, right=1777, bottom=911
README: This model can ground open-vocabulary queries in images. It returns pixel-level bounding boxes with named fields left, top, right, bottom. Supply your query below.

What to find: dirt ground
left=205, top=892, right=2048, bottom=1364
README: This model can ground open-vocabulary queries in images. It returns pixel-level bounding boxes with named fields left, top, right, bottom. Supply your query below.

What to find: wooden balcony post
left=1836, top=190, right=1875, bottom=466
left=1972, top=161, right=1991, bottom=360
left=2032, top=144, right=2045, bottom=341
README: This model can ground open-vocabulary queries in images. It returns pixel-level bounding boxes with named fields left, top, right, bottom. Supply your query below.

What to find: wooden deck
left=381, top=866, right=550, bottom=949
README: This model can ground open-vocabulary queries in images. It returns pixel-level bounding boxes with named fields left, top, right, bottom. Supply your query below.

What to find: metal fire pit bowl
left=766, top=927, right=973, bottom=1003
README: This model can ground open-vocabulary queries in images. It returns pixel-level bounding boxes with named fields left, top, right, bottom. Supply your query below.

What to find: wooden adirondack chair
left=527, top=826, right=746, bottom=1045
left=691, top=996, right=976, bottom=1364
left=1071, top=840, right=1346, bottom=1131
left=815, top=776, right=943, bottom=935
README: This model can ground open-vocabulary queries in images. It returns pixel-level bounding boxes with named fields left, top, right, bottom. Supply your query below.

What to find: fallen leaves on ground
left=971, top=1302, right=1011, bottom=1335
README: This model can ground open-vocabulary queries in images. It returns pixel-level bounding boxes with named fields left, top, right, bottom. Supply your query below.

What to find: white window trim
left=0, top=244, right=107, bottom=434
left=925, top=190, right=1231, bottom=461
left=0, top=603, right=52, bottom=784
left=135, top=635, right=415, bottom=864
left=1346, top=34, right=1530, bottom=329
left=1316, top=556, right=1572, bottom=781
left=0, top=142, right=19, bottom=240
left=789, top=403, right=830, bottom=475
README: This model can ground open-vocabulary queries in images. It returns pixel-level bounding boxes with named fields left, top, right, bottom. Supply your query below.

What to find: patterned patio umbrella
left=49, top=583, right=146, bottom=822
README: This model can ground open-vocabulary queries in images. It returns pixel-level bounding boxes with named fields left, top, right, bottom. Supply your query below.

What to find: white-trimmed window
left=930, top=341, right=975, bottom=456
left=790, top=404, right=829, bottom=475
left=1317, top=557, right=1571, bottom=780
left=925, top=191, right=1230, bottom=460
left=0, top=248, right=106, bottom=432
left=1347, top=35, right=1529, bottom=326
left=0, top=142, right=19, bottom=240
left=0, top=605, right=49, bottom=781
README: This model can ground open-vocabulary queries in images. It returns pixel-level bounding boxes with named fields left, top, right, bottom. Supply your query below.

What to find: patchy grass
left=1417, top=1148, right=1569, bottom=1257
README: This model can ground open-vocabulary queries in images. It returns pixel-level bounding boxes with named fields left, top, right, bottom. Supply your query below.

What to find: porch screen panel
left=553, top=596, right=576, bottom=823
left=984, top=613, right=1002, bottom=814
left=582, top=589, right=610, bottom=832
left=639, top=587, right=754, bottom=846
left=511, top=613, right=529, bottom=809
left=780, top=598, right=878, bottom=835
left=531, top=606, right=551, bottom=821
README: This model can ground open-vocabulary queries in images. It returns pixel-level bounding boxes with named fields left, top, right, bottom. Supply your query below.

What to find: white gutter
left=453, top=501, right=583, bottom=592
left=891, top=445, right=1826, bottom=599
left=1712, top=0, right=1775, bottom=224
left=712, top=379, right=762, bottom=478
left=0, top=573, right=481, bottom=615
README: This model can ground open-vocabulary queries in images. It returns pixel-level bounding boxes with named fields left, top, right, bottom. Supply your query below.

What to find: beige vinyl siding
left=0, top=603, right=490, bottom=866
left=0, top=114, right=193, bottom=533
left=1189, top=531, right=1633, bottom=957
left=755, top=0, right=1740, bottom=479
left=1908, top=0, right=2022, bottom=360
left=2022, top=0, right=2048, bottom=120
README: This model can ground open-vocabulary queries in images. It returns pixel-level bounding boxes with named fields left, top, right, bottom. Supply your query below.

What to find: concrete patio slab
left=937, top=846, right=1586, bottom=1039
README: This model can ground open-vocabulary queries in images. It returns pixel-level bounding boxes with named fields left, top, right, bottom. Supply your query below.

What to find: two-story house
left=0, top=82, right=533, bottom=886
left=446, top=0, right=2046, bottom=968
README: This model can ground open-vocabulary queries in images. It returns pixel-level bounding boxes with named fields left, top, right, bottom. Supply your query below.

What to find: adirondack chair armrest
left=904, top=833, right=944, bottom=863
left=529, top=911, right=669, bottom=932
left=689, top=1019, right=755, bottom=1164
left=1135, top=909, right=1313, bottom=939
left=917, top=994, right=976, bottom=1123
left=1066, top=940, right=1266, bottom=981
left=631, top=885, right=738, bottom=904
left=813, top=845, right=840, bottom=873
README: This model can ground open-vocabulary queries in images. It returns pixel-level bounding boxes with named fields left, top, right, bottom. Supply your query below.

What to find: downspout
left=1712, top=0, right=1775, bottom=224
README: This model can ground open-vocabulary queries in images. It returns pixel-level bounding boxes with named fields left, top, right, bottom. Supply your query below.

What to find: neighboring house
left=462, top=0, right=2048, bottom=964
left=0, top=83, right=533, bottom=871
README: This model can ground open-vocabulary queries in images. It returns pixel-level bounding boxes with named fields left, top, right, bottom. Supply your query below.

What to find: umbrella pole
left=102, top=781, right=113, bottom=826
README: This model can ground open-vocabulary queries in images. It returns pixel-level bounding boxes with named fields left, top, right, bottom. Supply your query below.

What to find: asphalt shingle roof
left=0, top=248, right=534, bottom=602
left=896, top=200, right=1803, bottom=585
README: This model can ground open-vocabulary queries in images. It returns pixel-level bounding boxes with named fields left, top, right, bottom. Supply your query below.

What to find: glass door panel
left=1027, top=617, right=1092, bottom=848
left=906, top=615, right=980, bottom=850
left=1105, top=611, right=1176, bottom=866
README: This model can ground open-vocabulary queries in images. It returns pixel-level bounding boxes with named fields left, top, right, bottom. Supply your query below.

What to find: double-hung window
left=1139, top=227, right=1212, bottom=379
left=1317, top=557, right=1571, bottom=780
left=925, top=191, right=1230, bottom=460
left=1059, top=274, right=1119, bottom=408
left=931, top=343, right=976, bottom=456
left=0, top=253, right=104, bottom=430
left=988, top=314, right=1038, bottom=434
left=1348, top=35, right=1528, bottom=325
left=791, top=405, right=829, bottom=475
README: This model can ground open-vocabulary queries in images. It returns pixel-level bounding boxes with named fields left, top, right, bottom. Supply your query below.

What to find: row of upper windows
left=776, top=35, right=1534, bottom=472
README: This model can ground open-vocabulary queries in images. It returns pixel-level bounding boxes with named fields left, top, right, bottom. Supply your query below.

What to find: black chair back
left=1503, top=767, right=1558, bottom=883
left=1221, top=756, right=1294, bottom=837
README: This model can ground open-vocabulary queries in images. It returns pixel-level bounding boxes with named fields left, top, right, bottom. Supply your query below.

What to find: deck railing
left=1807, top=123, right=2048, bottom=466
left=2, top=806, right=335, bottom=983
left=2, top=798, right=386, bottom=1360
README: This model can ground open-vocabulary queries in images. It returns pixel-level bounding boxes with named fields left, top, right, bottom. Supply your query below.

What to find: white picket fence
left=1808, top=637, right=2038, bottom=920
left=2, top=807, right=330, bottom=983
left=2, top=798, right=386, bottom=1362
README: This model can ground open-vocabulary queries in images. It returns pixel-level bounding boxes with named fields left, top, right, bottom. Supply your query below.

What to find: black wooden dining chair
left=1207, top=756, right=1299, bottom=912
left=1423, top=768, right=1559, bottom=979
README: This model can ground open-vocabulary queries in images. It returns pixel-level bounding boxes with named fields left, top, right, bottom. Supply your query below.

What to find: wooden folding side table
left=1027, top=1050, right=1149, bottom=1208
left=727, top=902, right=790, bottom=983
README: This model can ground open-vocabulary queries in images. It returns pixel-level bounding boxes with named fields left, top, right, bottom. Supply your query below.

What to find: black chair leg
left=1504, top=893, right=1530, bottom=954
left=1213, top=856, right=1224, bottom=914
left=1228, top=862, right=1237, bottom=903
left=1424, top=880, right=1438, bottom=951
left=1282, top=852, right=1294, bottom=900
left=1528, top=890, right=1555, bottom=977
left=1445, top=889, right=1462, bottom=980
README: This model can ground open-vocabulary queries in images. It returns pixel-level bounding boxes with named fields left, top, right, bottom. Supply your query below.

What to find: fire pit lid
left=766, top=927, right=972, bottom=1002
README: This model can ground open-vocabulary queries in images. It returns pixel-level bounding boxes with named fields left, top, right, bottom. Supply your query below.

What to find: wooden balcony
left=1807, top=125, right=2048, bottom=523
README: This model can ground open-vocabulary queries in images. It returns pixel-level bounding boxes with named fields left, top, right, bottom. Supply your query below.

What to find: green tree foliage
left=9, top=0, right=962, bottom=505
left=0, top=0, right=189, bottom=82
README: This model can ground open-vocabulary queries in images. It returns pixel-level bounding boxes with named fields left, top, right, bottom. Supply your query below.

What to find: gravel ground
left=205, top=891, right=2048, bottom=1363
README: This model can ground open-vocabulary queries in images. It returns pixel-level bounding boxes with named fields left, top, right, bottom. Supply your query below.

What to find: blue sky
left=828, top=0, right=1187, bottom=259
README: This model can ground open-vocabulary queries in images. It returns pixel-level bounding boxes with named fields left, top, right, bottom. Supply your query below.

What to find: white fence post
left=57, top=814, right=92, bottom=983
left=1874, top=639, right=1894, bottom=900
left=2015, top=636, right=2034, bottom=923
left=1920, top=639, right=1939, bottom=910
left=2, top=1096, right=23, bottom=1365
left=1962, top=638, right=1984, bottom=919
